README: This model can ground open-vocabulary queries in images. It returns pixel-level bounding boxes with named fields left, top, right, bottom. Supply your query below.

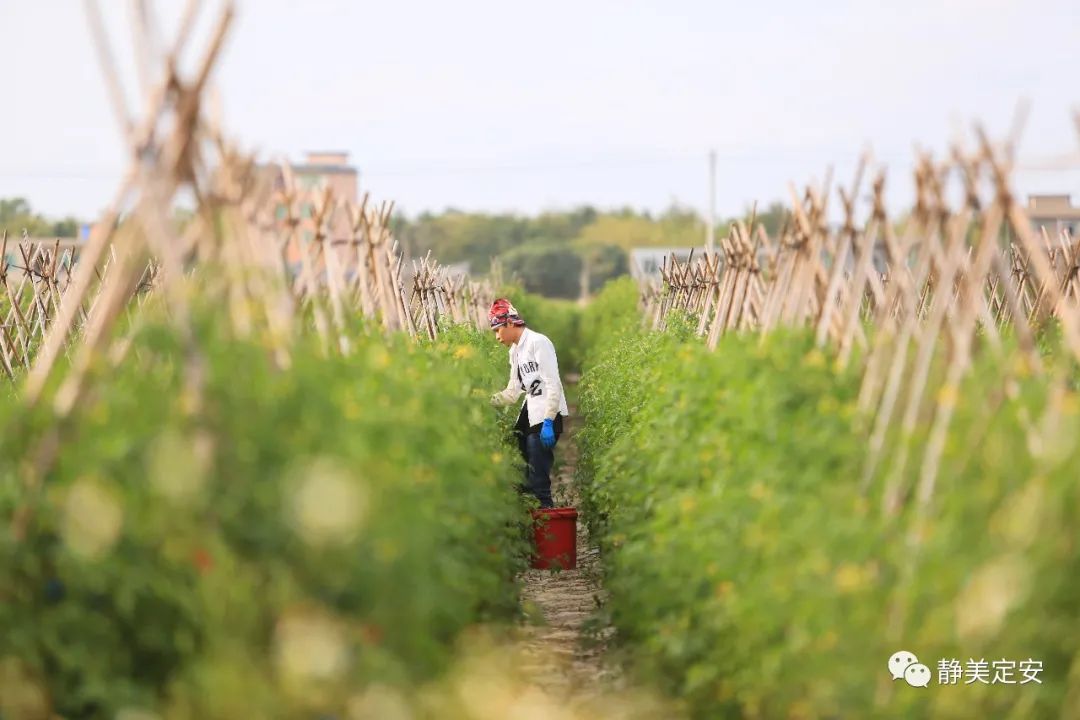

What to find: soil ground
left=515, top=400, right=622, bottom=699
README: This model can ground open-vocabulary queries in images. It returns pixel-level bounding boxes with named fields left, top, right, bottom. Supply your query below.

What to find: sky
left=3, top=0, right=1080, bottom=223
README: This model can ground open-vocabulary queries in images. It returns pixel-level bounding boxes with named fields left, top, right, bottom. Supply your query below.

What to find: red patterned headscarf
left=489, top=298, right=526, bottom=328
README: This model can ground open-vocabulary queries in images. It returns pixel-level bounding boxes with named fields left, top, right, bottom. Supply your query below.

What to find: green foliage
left=579, top=242, right=629, bottom=296
left=578, top=322, right=1080, bottom=718
left=394, top=211, right=525, bottom=275
left=578, top=277, right=643, bottom=371
left=500, top=240, right=629, bottom=302
left=0, top=301, right=530, bottom=718
left=500, top=242, right=584, bottom=300
left=575, top=205, right=702, bottom=251
left=0, top=196, right=82, bottom=239
left=394, top=205, right=707, bottom=299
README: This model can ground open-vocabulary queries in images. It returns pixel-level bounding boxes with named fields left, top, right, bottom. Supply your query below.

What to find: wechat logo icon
left=889, top=650, right=931, bottom=687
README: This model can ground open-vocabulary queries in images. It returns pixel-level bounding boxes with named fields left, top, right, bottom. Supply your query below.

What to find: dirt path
left=514, top=391, right=623, bottom=702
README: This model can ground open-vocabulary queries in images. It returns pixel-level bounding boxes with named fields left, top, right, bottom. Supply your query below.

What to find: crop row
left=577, top=281, right=1080, bottom=719
left=0, top=296, right=530, bottom=719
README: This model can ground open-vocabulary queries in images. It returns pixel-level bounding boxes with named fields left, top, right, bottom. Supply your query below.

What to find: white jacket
left=491, top=327, right=569, bottom=425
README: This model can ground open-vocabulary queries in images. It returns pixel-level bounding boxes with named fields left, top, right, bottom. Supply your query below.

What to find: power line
left=0, top=148, right=919, bottom=182
left=5, top=150, right=1080, bottom=187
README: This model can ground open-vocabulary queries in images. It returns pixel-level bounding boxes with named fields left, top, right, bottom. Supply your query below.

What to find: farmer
left=488, top=298, right=569, bottom=508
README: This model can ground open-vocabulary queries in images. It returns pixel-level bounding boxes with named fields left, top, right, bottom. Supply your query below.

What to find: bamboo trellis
left=0, top=1, right=495, bottom=401
left=647, top=129, right=1080, bottom=505
left=0, top=0, right=498, bottom=498
left=643, top=119, right=1080, bottom=676
left=651, top=150, right=1080, bottom=355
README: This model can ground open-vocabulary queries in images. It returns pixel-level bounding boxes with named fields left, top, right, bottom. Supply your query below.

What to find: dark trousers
left=516, top=430, right=558, bottom=508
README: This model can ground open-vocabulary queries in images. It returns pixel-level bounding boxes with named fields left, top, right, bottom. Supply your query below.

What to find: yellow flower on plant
left=149, top=430, right=211, bottom=503
left=288, top=459, right=369, bottom=547
left=376, top=539, right=401, bottom=562
left=743, top=525, right=767, bottom=549
left=346, top=684, right=412, bottom=720
left=369, top=347, right=391, bottom=369
left=274, top=608, right=349, bottom=683
left=803, top=349, right=826, bottom=368
left=179, top=387, right=200, bottom=416
left=956, top=555, right=1030, bottom=640
left=0, top=657, right=50, bottom=719
left=817, top=395, right=839, bottom=414
left=786, top=699, right=815, bottom=719
left=817, top=629, right=839, bottom=650
left=116, top=710, right=160, bottom=720
left=991, top=477, right=1044, bottom=548
left=936, top=383, right=959, bottom=408
left=833, top=563, right=866, bottom=593
left=61, top=478, right=124, bottom=560
left=453, top=344, right=476, bottom=360
left=89, top=400, right=108, bottom=425
left=1012, top=354, right=1032, bottom=379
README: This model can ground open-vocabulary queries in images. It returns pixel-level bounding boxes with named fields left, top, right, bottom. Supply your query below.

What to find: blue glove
left=540, top=418, right=556, bottom=448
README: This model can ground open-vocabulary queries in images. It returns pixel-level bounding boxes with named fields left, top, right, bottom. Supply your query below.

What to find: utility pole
left=706, top=149, right=717, bottom=260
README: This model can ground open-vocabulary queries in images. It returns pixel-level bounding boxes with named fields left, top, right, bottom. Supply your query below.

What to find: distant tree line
left=0, top=197, right=82, bottom=239
left=392, top=202, right=788, bottom=299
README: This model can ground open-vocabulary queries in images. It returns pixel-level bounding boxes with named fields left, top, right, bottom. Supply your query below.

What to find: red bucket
left=530, top=507, right=578, bottom=570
